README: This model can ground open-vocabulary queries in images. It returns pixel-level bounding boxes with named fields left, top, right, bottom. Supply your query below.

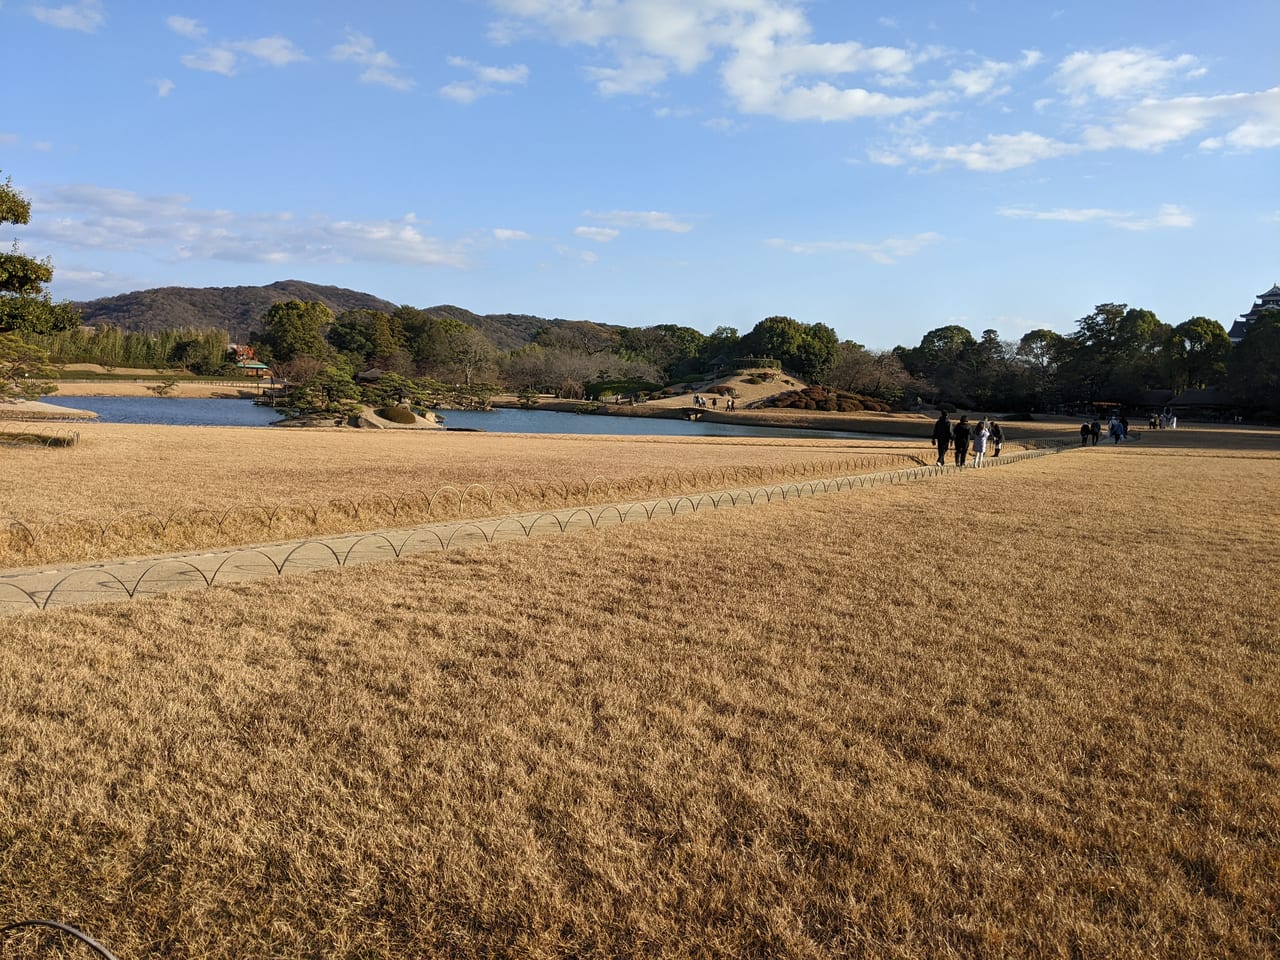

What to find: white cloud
left=28, top=184, right=470, bottom=268
left=997, top=206, right=1121, bottom=223
left=1111, top=203, right=1195, bottom=231
left=702, top=116, right=744, bottom=133
left=493, top=228, right=531, bottom=241
left=585, top=55, right=669, bottom=96
left=232, top=36, right=307, bottom=67
left=155, top=78, right=175, bottom=97
left=331, top=31, right=415, bottom=91
left=584, top=210, right=694, bottom=233
left=948, top=50, right=1042, bottom=98
left=0, top=133, right=19, bottom=146
left=490, top=0, right=935, bottom=121
left=878, top=131, right=1080, bottom=172
left=166, top=16, right=205, bottom=40
left=182, top=47, right=238, bottom=76
left=32, top=0, right=103, bottom=32
left=766, top=231, right=941, bottom=264
left=178, top=33, right=307, bottom=76
left=441, top=56, right=528, bottom=102
left=1055, top=48, right=1200, bottom=102
left=1084, top=87, right=1280, bottom=152
left=881, top=84, right=1280, bottom=172
left=574, top=226, right=619, bottom=243
left=998, top=203, right=1194, bottom=230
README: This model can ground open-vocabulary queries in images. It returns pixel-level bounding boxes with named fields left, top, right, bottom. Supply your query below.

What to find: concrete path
left=0, top=446, right=1067, bottom=615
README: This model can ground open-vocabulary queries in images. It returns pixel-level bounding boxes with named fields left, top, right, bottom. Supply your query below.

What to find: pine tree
left=0, top=171, right=80, bottom=335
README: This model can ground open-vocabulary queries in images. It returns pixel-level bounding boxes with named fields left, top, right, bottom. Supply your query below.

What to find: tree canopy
left=255, top=299, right=336, bottom=365
left=0, top=172, right=80, bottom=335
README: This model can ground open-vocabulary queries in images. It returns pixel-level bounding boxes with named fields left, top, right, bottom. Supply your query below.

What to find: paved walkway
left=0, top=446, right=1068, bottom=615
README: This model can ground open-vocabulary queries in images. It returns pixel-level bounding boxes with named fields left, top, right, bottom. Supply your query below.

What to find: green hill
left=72, top=280, right=612, bottom=350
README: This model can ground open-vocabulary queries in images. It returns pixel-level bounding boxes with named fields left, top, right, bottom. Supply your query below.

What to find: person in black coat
left=989, top=420, right=1003, bottom=456
left=952, top=415, right=972, bottom=467
left=931, top=411, right=951, bottom=466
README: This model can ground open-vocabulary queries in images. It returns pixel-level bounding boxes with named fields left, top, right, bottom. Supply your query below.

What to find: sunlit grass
left=0, top=422, right=933, bottom=567
left=0, top=430, right=1277, bottom=958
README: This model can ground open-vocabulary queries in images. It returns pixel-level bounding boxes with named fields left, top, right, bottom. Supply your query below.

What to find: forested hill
left=71, top=280, right=591, bottom=350
left=74, top=281, right=398, bottom=342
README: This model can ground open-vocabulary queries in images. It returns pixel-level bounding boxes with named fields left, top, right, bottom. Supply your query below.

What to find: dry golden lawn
left=0, top=423, right=931, bottom=567
left=1, top=431, right=1277, bottom=958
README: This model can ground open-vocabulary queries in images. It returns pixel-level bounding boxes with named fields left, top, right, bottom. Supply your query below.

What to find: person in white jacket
left=972, top=418, right=990, bottom=467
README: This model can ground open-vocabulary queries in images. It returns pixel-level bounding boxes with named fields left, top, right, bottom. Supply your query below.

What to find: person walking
left=952, top=415, right=972, bottom=467
left=1080, top=421, right=1091, bottom=446
left=1109, top=416, right=1122, bottom=444
left=972, top=418, right=990, bottom=468
left=931, top=410, right=951, bottom=466
left=1090, top=418, right=1101, bottom=445
left=989, top=420, right=1003, bottom=457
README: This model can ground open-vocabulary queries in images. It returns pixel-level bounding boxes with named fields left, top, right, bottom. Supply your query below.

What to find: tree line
left=2, top=167, right=1277, bottom=414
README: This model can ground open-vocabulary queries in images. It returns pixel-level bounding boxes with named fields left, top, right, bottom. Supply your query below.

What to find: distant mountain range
left=72, top=279, right=605, bottom=351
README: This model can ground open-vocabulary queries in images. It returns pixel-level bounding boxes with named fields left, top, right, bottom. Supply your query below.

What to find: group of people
left=1148, top=412, right=1177, bottom=429
left=1078, top=415, right=1133, bottom=445
left=692, top=393, right=735, bottom=410
left=931, top=411, right=1002, bottom=468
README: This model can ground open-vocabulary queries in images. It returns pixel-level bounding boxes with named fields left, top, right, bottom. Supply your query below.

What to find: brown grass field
left=0, top=422, right=935, bottom=567
left=1, top=426, right=1278, bottom=958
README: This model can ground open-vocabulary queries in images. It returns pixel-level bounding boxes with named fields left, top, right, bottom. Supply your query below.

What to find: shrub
left=743, top=376, right=763, bottom=385
left=376, top=405, right=417, bottom=424
left=585, top=378, right=664, bottom=401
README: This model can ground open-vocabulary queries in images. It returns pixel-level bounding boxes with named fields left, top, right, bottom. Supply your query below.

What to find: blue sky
left=3, top=0, right=1278, bottom=350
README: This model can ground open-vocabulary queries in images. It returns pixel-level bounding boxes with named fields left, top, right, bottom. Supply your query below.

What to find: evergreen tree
left=0, top=172, right=79, bottom=335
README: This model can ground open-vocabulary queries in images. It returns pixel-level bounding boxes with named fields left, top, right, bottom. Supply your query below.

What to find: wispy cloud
left=766, top=231, right=942, bottom=264
left=874, top=132, right=1080, bottom=172
left=1054, top=48, right=1202, bottom=103
left=331, top=31, right=415, bottom=91
left=998, top=203, right=1194, bottom=230
left=176, top=27, right=308, bottom=77
left=32, top=0, right=103, bottom=32
left=493, top=228, right=531, bottom=241
left=232, top=37, right=307, bottom=67
left=948, top=50, right=1042, bottom=98
left=440, top=56, right=529, bottom=103
left=873, top=83, right=1280, bottom=171
left=165, top=16, right=206, bottom=40
left=181, top=47, right=238, bottom=76
left=28, top=184, right=470, bottom=268
left=154, top=78, right=175, bottom=97
left=574, top=226, right=619, bottom=243
left=584, top=210, right=695, bottom=233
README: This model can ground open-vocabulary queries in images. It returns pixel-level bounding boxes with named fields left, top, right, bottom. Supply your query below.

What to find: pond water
left=40, top=397, right=908, bottom=441
left=42, top=396, right=286, bottom=427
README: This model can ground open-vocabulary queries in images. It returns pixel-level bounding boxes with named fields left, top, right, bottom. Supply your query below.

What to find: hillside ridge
left=72, top=280, right=606, bottom=350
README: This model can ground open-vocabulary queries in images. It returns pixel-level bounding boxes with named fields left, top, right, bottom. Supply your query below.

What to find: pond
left=40, top=397, right=910, bottom=441
left=42, top=397, right=286, bottom=427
